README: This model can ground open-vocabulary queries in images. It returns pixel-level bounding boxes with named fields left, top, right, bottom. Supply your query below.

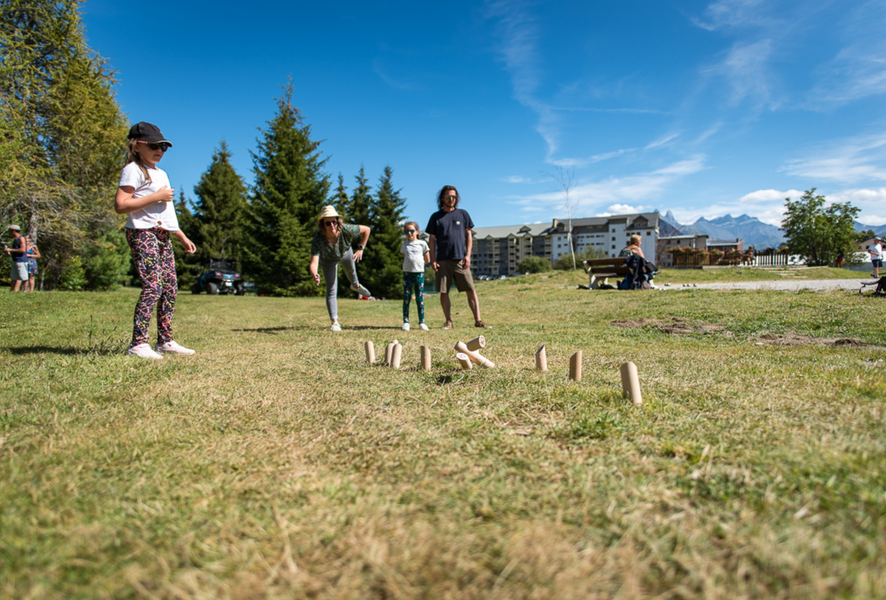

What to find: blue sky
left=81, top=0, right=886, bottom=229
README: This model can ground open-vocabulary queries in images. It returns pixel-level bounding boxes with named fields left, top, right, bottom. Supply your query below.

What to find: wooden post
left=391, top=343, right=402, bottom=369
left=364, top=341, right=375, bottom=364
left=569, top=351, right=582, bottom=381
left=535, top=345, right=547, bottom=372
left=466, top=336, right=486, bottom=351
left=620, top=362, right=642, bottom=405
left=454, top=341, right=495, bottom=368
left=456, top=352, right=473, bottom=370
left=420, top=345, right=431, bottom=371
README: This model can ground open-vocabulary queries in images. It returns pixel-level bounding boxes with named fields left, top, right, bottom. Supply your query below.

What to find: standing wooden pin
left=620, top=362, right=642, bottom=405
left=364, top=341, right=375, bottom=364
left=569, top=350, right=582, bottom=381
left=420, top=345, right=431, bottom=371
left=535, top=345, right=547, bottom=372
left=391, top=343, right=403, bottom=369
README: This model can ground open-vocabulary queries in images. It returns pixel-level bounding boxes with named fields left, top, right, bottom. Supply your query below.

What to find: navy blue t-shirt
left=426, top=208, right=474, bottom=261
left=11, top=236, right=28, bottom=263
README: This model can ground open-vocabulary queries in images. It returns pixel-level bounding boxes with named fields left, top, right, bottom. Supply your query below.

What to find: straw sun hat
left=317, top=206, right=340, bottom=221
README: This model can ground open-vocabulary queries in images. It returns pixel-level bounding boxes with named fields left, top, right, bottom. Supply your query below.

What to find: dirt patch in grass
left=610, top=318, right=729, bottom=335
left=754, top=333, right=881, bottom=349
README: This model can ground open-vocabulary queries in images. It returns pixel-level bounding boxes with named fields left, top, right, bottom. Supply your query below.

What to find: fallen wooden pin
left=454, top=341, right=495, bottom=368
left=456, top=352, right=473, bottom=370
left=620, top=361, right=642, bottom=405
left=466, top=336, right=486, bottom=351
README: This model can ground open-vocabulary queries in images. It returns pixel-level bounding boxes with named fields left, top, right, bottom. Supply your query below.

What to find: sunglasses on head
left=324, top=220, right=338, bottom=227
left=404, top=229, right=416, bottom=233
left=138, top=140, right=171, bottom=152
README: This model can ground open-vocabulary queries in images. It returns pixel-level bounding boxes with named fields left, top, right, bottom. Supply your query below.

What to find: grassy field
left=2, top=268, right=885, bottom=599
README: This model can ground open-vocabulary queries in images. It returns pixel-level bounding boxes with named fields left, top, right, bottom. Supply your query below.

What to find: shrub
left=518, top=256, right=552, bottom=274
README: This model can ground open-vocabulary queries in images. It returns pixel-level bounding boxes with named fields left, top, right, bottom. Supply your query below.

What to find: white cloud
left=598, top=204, right=656, bottom=216
left=782, top=132, right=886, bottom=182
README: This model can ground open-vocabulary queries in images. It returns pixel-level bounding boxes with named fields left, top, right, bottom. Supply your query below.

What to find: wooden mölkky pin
left=535, top=345, right=547, bottom=372
left=420, top=345, right=431, bottom=371
left=364, top=341, right=375, bottom=364
left=620, top=361, right=642, bottom=405
left=456, top=352, right=473, bottom=370
left=569, top=350, right=582, bottom=381
left=391, top=343, right=402, bottom=369
left=454, top=341, right=495, bottom=368
left=466, top=336, right=486, bottom=352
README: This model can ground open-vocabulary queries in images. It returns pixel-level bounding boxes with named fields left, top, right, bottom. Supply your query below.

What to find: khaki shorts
left=11, top=262, right=28, bottom=281
left=436, top=259, right=475, bottom=293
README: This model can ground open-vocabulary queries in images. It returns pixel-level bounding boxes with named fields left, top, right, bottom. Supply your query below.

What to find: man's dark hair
left=437, top=185, right=460, bottom=211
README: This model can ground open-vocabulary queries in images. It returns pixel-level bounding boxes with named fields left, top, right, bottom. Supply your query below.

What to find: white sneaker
left=419, top=323, right=429, bottom=331
left=331, top=321, right=342, bottom=332
left=402, top=322, right=411, bottom=331
left=350, top=283, right=371, bottom=296
left=155, top=341, right=196, bottom=355
left=128, top=343, right=163, bottom=360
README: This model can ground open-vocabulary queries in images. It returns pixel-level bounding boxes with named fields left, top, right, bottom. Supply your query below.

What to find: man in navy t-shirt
left=426, top=185, right=488, bottom=329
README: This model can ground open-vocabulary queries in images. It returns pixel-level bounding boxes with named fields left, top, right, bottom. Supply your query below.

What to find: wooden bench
left=582, top=257, right=629, bottom=289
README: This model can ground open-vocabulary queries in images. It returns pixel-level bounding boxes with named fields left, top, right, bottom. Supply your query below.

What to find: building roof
left=472, top=223, right=554, bottom=239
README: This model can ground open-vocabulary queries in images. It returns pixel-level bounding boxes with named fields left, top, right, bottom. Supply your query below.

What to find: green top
left=310, top=223, right=361, bottom=261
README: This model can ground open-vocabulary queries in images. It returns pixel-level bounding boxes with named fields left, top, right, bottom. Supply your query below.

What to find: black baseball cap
left=127, top=122, right=173, bottom=146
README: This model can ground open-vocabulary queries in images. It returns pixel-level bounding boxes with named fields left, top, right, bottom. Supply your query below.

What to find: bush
left=57, top=256, right=87, bottom=291
left=518, top=256, right=552, bottom=274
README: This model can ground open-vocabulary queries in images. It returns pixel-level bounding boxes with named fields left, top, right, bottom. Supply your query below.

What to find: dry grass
left=1, top=269, right=885, bottom=599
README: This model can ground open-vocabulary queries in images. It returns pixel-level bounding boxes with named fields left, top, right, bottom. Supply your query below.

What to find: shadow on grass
left=231, top=326, right=307, bottom=334
left=5, top=345, right=120, bottom=356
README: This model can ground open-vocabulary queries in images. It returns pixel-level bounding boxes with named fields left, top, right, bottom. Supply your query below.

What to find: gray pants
left=320, top=248, right=359, bottom=321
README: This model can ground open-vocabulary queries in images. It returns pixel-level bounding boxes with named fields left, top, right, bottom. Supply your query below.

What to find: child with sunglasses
left=114, top=122, right=196, bottom=360
left=400, top=222, right=430, bottom=331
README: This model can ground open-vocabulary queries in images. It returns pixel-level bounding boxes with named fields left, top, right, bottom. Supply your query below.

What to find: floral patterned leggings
left=402, top=271, right=425, bottom=323
left=126, top=227, right=177, bottom=347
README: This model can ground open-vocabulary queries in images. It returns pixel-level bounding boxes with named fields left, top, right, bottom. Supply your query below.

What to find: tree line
left=1, top=0, right=408, bottom=298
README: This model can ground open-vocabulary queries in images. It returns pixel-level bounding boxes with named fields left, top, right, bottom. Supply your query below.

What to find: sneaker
left=350, top=283, right=371, bottom=296
left=155, top=341, right=196, bottom=355
left=442, top=321, right=453, bottom=330
left=331, top=321, right=342, bottom=332
left=475, top=320, right=490, bottom=328
left=128, top=343, right=163, bottom=360
left=419, top=323, right=429, bottom=331
left=402, top=322, right=411, bottom=331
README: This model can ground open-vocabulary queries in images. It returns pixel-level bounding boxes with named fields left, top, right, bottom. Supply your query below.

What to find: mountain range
left=660, top=211, right=885, bottom=249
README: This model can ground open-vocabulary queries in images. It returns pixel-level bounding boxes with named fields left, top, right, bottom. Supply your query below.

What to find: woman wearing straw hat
left=308, top=206, right=372, bottom=331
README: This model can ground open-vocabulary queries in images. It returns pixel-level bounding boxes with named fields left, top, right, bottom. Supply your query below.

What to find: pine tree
left=243, top=81, right=330, bottom=296
left=190, top=141, right=248, bottom=266
left=363, top=166, right=407, bottom=299
left=0, top=0, right=128, bottom=288
left=332, top=173, right=350, bottom=218
left=348, top=166, right=373, bottom=225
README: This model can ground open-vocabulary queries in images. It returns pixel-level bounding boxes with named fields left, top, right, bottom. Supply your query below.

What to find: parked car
left=192, top=258, right=244, bottom=295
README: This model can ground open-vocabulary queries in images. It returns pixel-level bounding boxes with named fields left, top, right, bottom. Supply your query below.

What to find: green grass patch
left=2, top=270, right=885, bottom=598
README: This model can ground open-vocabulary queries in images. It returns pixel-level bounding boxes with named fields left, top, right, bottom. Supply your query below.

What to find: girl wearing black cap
left=114, top=122, right=197, bottom=360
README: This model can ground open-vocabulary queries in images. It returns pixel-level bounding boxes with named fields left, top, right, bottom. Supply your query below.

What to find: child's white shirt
left=118, top=162, right=180, bottom=231
left=401, top=239, right=429, bottom=273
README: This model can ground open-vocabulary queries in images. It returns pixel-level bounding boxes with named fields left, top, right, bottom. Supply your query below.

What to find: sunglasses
left=324, top=220, right=338, bottom=227
left=138, top=140, right=171, bottom=152
left=404, top=229, right=416, bottom=233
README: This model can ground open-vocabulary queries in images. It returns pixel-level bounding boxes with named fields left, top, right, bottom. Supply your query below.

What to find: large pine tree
left=243, top=81, right=330, bottom=296
left=0, top=0, right=129, bottom=288
left=188, top=141, right=249, bottom=268
left=364, top=166, right=407, bottom=299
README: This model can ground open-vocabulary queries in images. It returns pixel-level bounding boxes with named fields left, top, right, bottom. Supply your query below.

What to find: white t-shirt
left=870, top=242, right=883, bottom=261
left=118, top=162, right=179, bottom=231
left=401, top=239, right=429, bottom=273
